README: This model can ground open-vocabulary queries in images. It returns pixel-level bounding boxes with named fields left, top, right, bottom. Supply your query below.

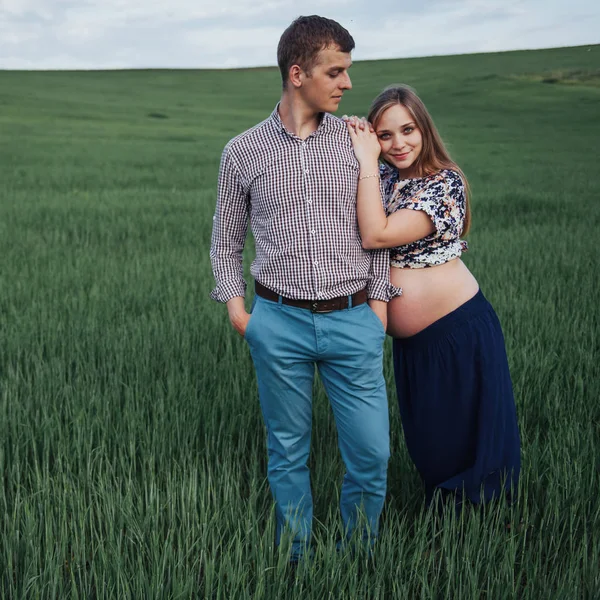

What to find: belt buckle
left=311, top=301, right=333, bottom=314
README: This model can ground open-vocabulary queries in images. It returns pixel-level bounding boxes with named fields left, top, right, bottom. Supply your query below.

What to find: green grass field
left=1, top=44, right=599, bottom=598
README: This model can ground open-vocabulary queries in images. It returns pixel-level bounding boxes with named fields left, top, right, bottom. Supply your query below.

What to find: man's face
left=299, top=45, right=352, bottom=113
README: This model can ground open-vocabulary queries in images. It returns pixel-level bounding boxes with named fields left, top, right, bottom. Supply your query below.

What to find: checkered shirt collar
left=268, top=103, right=336, bottom=139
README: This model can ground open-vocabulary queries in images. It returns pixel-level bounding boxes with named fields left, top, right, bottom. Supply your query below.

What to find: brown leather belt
left=255, top=281, right=367, bottom=313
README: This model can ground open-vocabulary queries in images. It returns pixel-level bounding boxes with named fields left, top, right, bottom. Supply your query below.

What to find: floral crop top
left=380, top=164, right=468, bottom=268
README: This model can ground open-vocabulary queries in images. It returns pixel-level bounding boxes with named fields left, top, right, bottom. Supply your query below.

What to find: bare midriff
left=388, top=258, right=480, bottom=338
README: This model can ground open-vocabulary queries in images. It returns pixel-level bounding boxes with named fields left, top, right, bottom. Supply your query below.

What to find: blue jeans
left=245, top=294, right=390, bottom=558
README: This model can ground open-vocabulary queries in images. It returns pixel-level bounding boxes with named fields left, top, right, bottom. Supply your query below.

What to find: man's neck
left=278, top=94, right=322, bottom=140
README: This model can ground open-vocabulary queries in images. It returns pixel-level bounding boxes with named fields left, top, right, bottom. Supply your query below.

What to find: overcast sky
left=1, top=0, right=598, bottom=70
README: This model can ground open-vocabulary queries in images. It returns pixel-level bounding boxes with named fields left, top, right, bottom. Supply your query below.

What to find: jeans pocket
left=365, top=303, right=386, bottom=336
left=244, top=297, right=259, bottom=342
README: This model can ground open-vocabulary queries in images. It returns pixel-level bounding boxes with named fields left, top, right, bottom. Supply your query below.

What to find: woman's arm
left=347, top=119, right=435, bottom=249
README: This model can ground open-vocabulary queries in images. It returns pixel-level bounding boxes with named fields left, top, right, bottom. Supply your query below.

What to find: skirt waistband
left=394, top=289, right=493, bottom=349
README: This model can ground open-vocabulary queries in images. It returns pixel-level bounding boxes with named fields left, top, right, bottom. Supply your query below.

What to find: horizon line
left=0, top=41, right=597, bottom=73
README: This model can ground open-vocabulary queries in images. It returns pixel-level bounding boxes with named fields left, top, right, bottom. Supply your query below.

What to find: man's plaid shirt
left=210, top=105, right=401, bottom=303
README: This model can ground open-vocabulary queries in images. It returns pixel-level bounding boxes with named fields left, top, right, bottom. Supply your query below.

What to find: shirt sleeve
left=403, top=171, right=466, bottom=238
left=209, top=145, right=250, bottom=303
left=366, top=247, right=403, bottom=301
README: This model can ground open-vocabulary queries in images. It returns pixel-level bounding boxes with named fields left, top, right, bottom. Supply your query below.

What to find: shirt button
left=310, top=229, right=316, bottom=235
left=304, top=169, right=309, bottom=175
left=314, top=261, right=319, bottom=266
left=307, top=200, right=312, bottom=205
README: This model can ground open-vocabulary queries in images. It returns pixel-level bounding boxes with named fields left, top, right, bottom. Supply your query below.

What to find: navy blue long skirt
left=393, top=290, right=521, bottom=507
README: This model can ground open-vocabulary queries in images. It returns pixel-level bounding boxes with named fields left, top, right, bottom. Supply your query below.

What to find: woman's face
left=375, top=103, right=423, bottom=177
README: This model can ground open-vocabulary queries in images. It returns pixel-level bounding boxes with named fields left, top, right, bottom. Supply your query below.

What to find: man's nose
left=340, top=72, right=352, bottom=90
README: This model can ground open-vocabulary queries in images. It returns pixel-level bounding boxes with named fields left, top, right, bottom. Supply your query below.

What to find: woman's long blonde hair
left=368, top=84, right=471, bottom=235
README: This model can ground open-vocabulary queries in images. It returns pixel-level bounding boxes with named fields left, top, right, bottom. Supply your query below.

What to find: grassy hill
left=0, top=45, right=599, bottom=598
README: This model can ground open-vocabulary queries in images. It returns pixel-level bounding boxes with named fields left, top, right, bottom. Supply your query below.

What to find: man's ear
left=288, top=64, right=304, bottom=89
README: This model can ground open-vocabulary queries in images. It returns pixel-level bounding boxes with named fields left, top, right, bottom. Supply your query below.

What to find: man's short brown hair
left=277, top=15, right=355, bottom=87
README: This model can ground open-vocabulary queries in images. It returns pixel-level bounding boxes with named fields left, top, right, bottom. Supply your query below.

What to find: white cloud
left=0, top=52, right=129, bottom=70
left=1, top=0, right=52, bottom=19
left=0, top=0, right=598, bottom=69
left=182, top=25, right=281, bottom=53
left=352, top=0, right=597, bottom=62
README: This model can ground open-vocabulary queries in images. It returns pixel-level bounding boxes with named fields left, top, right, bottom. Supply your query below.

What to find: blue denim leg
left=245, top=297, right=390, bottom=556
left=245, top=297, right=317, bottom=559
left=316, top=303, right=390, bottom=542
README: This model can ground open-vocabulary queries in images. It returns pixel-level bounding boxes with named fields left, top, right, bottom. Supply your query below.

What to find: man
left=210, top=15, right=400, bottom=561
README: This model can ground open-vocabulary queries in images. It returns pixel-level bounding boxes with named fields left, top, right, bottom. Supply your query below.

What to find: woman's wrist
left=359, top=160, right=380, bottom=178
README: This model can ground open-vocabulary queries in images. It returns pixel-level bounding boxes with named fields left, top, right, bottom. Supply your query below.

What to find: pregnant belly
left=387, top=259, right=480, bottom=338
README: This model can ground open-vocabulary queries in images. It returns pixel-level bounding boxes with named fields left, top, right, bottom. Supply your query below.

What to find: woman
left=346, top=85, right=521, bottom=510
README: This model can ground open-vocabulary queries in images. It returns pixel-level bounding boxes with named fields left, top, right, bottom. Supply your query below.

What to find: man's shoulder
left=323, top=113, right=352, bottom=144
left=321, top=114, right=357, bottom=169
left=223, top=117, right=273, bottom=157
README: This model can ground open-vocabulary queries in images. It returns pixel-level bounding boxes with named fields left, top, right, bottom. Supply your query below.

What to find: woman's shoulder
left=423, top=168, right=462, bottom=184
left=422, top=169, right=465, bottom=196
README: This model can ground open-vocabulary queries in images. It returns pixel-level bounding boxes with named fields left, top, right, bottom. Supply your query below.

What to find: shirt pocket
left=248, top=158, right=303, bottom=223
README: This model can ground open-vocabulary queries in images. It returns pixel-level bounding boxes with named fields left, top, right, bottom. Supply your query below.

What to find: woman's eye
left=378, top=134, right=390, bottom=140
left=404, top=127, right=414, bottom=134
